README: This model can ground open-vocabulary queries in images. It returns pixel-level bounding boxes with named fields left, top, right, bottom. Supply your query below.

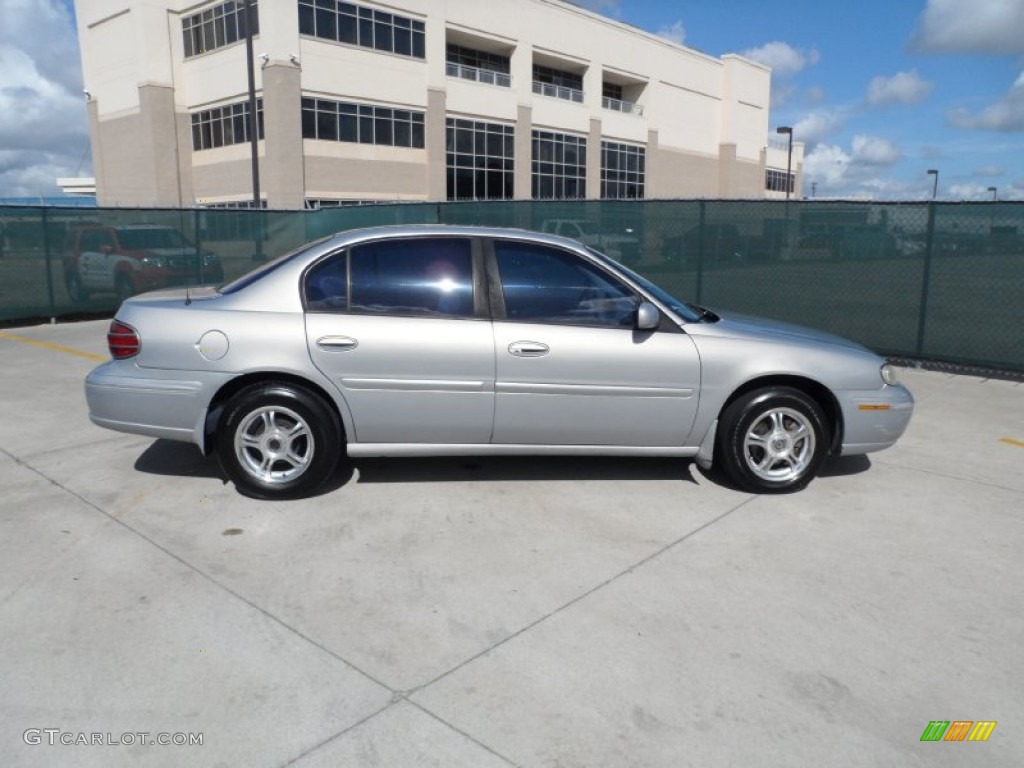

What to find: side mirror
left=636, top=301, right=660, bottom=331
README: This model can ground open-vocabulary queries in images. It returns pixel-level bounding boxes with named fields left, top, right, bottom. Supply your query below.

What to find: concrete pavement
left=1, top=320, right=1021, bottom=767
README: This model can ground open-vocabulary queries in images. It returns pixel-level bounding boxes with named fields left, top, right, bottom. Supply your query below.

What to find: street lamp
left=776, top=126, right=794, bottom=200
left=988, top=186, right=997, bottom=201
left=927, top=169, right=939, bottom=200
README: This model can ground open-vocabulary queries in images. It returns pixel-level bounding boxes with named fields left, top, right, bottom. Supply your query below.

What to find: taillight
left=107, top=320, right=140, bottom=359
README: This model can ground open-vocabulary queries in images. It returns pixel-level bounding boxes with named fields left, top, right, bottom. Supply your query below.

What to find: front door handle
left=508, top=341, right=549, bottom=357
left=316, top=336, right=359, bottom=351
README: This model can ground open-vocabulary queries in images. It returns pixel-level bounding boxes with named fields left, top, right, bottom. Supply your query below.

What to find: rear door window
left=349, top=237, right=474, bottom=317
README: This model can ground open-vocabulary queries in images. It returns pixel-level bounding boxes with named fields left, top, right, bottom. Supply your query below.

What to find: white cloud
left=948, top=182, right=1004, bottom=200
left=851, top=135, right=903, bottom=166
left=803, top=144, right=851, bottom=187
left=910, top=0, right=1024, bottom=54
left=792, top=110, right=847, bottom=147
left=741, top=41, right=819, bottom=78
left=0, top=0, right=89, bottom=197
left=866, top=71, right=933, bottom=107
left=948, top=71, right=1024, bottom=131
left=804, top=136, right=909, bottom=198
left=655, top=20, right=685, bottom=45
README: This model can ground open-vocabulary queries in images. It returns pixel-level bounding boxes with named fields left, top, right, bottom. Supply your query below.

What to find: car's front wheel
left=216, top=382, right=341, bottom=500
left=716, top=387, right=830, bottom=493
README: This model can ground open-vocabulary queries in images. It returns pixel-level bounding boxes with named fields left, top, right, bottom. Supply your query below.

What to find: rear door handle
left=316, top=336, right=359, bottom=351
left=508, top=341, right=549, bottom=357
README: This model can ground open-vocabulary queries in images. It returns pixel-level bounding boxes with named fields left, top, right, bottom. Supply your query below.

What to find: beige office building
left=75, top=0, right=804, bottom=209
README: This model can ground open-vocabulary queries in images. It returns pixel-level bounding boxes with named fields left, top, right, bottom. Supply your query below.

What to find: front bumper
left=837, top=384, right=915, bottom=455
left=85, top=361, right=228, bottom=449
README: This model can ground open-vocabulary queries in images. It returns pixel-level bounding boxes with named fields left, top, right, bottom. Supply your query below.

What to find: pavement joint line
left=407, top=494, right=759, bottom=699
left=873, top=457, right=1024, bottom=496
left=0, top=445, right=396, bottom=698
left=0, top=331, right=107, bottom=362
left=408, top=699, right=523, bottom=768
left=278, top=702, right=394, bottom=768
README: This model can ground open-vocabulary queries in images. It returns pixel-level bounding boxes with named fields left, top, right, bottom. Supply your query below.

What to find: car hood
left=689, top=310, right=872, bottom=353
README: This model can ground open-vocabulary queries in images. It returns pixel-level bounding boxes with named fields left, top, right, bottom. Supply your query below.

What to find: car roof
left=320, top=223, right=585, bottom=251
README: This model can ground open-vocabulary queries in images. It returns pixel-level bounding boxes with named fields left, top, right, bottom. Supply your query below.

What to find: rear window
left=220, top=237, right=331, bottom=294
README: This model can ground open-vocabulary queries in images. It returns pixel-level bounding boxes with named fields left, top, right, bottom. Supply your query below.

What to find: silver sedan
left=85, top=225, right=914, bottom=499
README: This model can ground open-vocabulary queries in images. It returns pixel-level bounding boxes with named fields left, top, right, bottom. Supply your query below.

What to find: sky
left=1, top=0, right=1023, bottom=201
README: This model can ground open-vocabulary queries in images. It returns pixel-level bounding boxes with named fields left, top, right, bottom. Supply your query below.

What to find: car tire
left=716, top=386, right=830, bottom=494
left=115, top=272, right=135, bottom=301
left=66, top=271, right=88, bottom=303
left=216, top=382, right=341, bottom=500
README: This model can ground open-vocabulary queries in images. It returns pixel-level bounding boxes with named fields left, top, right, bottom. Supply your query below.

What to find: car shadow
left=132, top=440, right=699, bottom=490
left=133, top=440, right=227, bottom=482
left=349, top=455, right=699, bottom=485
left=818, top=454, right=873, bottom=478
left=132, top=441, right=868, bottom=494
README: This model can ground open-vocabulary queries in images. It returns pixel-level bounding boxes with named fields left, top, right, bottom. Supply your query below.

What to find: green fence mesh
left=1, top=200, right=1021, bottom=371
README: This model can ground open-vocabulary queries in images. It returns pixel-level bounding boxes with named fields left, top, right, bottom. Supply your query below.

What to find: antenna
left=185, top=278, right=192, bottom=306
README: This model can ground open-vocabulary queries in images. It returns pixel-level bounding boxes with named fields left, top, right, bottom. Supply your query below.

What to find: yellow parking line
left=0, top=332, right=107, bottom=362
left=999, top=437, right=1024, bottom=448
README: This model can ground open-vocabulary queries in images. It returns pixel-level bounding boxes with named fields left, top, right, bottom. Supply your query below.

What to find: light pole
left=988, top=186, right=997, bottom=201
left=776, top=126, right=794, bottom=200
left=243, top=0, right=264, bottom=259
left=927, top=169, right=939, bottom=200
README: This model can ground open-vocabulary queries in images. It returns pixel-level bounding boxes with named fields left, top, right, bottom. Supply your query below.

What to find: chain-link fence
left=2, top=199, right=1021, bottom=371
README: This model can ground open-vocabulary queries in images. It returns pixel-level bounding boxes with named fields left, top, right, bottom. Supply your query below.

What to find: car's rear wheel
left=716, top=387, right=829, bottom=493
left=217, top=383, right=341, bottom=500
left=66, top=271, right=88, bottom=303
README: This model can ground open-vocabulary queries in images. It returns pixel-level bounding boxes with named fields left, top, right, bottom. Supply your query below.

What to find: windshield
left=586, top=247, right=704, bottom=323
left=118, top=228, right=189, bottom=250
left=219, top=236, right=333, bottom=294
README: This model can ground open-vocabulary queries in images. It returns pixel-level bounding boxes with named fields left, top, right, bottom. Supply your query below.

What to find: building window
left=766, top=168, right=795, bottom=194
left=602, top=82, right=623, bottom=102
left=191, top=99, right=263, bottom=151
left=601, top=140, right=645, bottom=199
left=532, top=131, right=586, bottom=199
left=183, top=1, right=258, bottom=59
left=532, top=64, right=584, bottom=103
left=298, top=1, right=425, bottom=59
left=446, top=44, right=511, bottom=87
left=446, top=118, right=514, bottom=200
left=301, top=98, right=425, bottom=148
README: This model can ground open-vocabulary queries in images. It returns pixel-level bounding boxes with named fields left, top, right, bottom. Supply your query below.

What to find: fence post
left=41, top=207, right=57, bottom=323
left=915, top=201, right=937, bottom=355
left=695, top=200, right=706, bottom=304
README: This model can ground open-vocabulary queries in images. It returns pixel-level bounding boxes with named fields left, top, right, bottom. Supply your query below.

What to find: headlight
left=881, top=363, right=901, bottom=386
left=141, top=255, right=165, bottom=268
left=202, top=252, right=219, bottom=265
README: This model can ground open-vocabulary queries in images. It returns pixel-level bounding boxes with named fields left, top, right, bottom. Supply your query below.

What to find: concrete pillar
left=262, top=61, right=305, bottom=209
left=426, top=87, right=447, bottom=201
left=139, top=84, right=188, bottom=207
left=515, top=104, right=532, bottom=200
left=588, top=118, right=603, bottom=199
left=718, top=142, right=738, bottom=199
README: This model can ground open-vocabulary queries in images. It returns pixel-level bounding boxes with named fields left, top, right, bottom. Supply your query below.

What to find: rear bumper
left=85, top=361, right=228, bottom=449
left=837, top=384, right=915, bottom=456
